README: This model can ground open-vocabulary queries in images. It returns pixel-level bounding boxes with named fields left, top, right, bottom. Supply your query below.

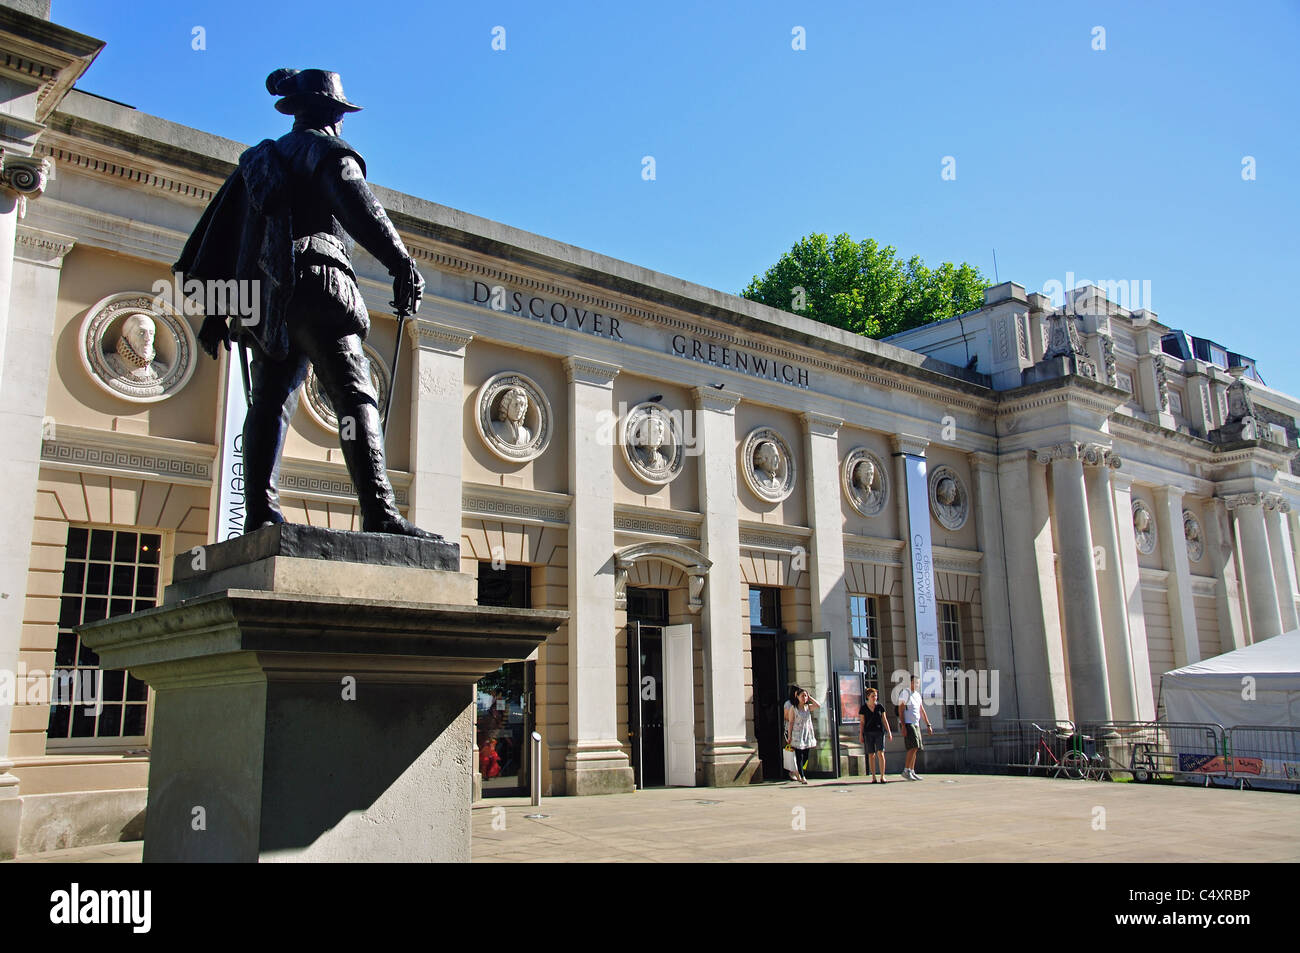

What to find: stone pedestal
left=79, top=525, right=565, bottom=863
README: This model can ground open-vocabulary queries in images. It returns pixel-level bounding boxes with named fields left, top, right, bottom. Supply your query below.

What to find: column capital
left=13, top=224, right=74, bottom=265
left=692, top=385, right=741, bottom=412
left=799, top=410, right=842, bottom=436
left=891, top=433, right=929, bottom=456
left=1034, top=441, right=1082, bottom=464
left=967, top=450, right=1000, bottom=473
left=0, top=152, right=53, bottom=210
left=563, top=355, right=620, bottom=386
left=408, top=319, right=472, bottom=355
left=1222, top=492, right=1265, bottom=511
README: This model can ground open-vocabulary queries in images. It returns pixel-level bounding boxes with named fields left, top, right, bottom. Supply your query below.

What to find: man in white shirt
left=897, top=675, right=933, bottom=780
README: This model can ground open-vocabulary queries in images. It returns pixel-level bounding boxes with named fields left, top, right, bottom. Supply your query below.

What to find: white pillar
left=969, top=452, right=1017, bottom=718
left=693, top=387, right=753, bottom=785
left=405, top=320, right=472, bottom=544
left=1084, top=448, right=1139, bottom=721
left=1155, top=486, right=1201, bottom=668
left=1112, top=475, right=1156, bottom=719
left=1042, top=444, right=1111, bottom=723
left=998, top=451, right=1069, bottom=721
left=1204, top=498, right=1247, bottom=652
left=0, top=224, right=75, bottom=859
left=801, top=411, right=849, bottom=672
left=1264, top=499, right=1299, bottom=632
left=562, top=357, right=633, bottom=795
left=1227, top=493, right=1283, bottom=641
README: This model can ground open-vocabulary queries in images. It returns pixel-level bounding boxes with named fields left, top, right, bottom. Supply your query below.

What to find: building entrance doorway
left=627, top=587, right=696, bottom=788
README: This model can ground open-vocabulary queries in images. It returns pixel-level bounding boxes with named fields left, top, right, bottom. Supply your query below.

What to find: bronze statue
left=176, top=68, right=438, bottom=539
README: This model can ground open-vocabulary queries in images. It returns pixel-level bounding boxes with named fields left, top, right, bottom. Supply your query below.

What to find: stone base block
left=17, top=788, right=145, bottom=856
left=0, top=787, right=18, bottom=862
left=701, top=742, right=760, bottom=787
left=564, top=742, right=635, bottom=795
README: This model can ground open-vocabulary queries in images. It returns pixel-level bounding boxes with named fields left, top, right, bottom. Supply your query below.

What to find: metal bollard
left=530, top=730, right=543, bottom=807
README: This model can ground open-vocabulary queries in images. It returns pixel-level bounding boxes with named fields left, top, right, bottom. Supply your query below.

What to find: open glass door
left=781, top=631, right=837, bottom=779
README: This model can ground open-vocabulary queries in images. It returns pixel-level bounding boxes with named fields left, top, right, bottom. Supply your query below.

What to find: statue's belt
left=293, top=234, right=354, bottom=278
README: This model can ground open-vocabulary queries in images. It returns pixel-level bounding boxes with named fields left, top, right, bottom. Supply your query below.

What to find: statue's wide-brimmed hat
left=266, top=68, right=363, bottom=115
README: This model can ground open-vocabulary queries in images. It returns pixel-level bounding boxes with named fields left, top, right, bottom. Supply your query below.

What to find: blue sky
left=52, top=0, right=1300, bottom=395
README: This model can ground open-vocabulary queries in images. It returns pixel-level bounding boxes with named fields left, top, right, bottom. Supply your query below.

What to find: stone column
left=0, top=224, right=74, bottom=859
left=968, top=452, right=1016, bottom=718
left=800, top=411, right=849, bottom=672
left=1112, top=475, right=1156, bottom=719
left=1204, top=498, right=1247, bottom=652
left=998, top=451, right=1069, bottom=720
left=1040, top=443, right=1111, bottom=723
left=1155, top=486, right=1201, bottom=668
left=1083, top=446, right=1139, bottom=721
left=1225, top=493, right=1283, bottom=641
left=406, top=321, right=472, bottom=544
left=562, top=357, right=633, bottom=794
left=1264, top=498, right=1299, bottom=632
left=693, top=386, right=753, bottom=785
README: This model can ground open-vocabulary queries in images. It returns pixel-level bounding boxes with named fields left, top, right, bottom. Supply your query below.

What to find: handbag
left=782, top=745, right=797, bottom=772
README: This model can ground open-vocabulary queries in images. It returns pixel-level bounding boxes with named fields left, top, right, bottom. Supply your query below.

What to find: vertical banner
left=210, top=347, right=248, bottom=542
left=903, top=453, right=941, bottom=700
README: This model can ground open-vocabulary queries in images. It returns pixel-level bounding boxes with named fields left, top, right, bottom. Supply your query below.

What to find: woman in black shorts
left=859, top=687, right=893, bottom=783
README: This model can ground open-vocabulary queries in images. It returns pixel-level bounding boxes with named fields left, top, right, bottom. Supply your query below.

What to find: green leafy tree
left=742, top=233, right=989, bottom=339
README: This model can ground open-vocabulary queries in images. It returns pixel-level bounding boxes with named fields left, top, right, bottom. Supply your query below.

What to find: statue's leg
left=242, top=347, right=309, bottom=531
left=303, top=330, right=441, bottom=539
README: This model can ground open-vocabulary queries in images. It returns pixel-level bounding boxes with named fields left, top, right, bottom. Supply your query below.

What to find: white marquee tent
left=1161, top=629, right=1300, bottom=728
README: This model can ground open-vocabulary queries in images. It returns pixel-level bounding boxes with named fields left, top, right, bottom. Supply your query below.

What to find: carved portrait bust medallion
left=622, top=402, right=685, bottom=485
left=928, top=464, right=969, bottom=531
left=1132, top=500, right=1157, bottom=555
left=842, top=447, right=888, bottom=517
left=79, top=292, right=197, bottom=403
left=302, top=343, right=390, bottom=432
left=475, top=372, right=552, bottom=462
left=1183, top=509, right=1204, bottom=562
left=740, top=427, right=796, bottom=503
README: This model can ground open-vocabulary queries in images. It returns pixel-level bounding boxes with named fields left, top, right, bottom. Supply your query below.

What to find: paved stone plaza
left=8, top=774, right=1296, bottom=863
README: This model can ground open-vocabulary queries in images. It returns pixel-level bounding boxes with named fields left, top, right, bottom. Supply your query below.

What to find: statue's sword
left=381, top=261, right=422, bottom=436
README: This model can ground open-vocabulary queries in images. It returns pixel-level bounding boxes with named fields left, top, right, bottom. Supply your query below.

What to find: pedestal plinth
left=79, top=525, right=565, bottom=863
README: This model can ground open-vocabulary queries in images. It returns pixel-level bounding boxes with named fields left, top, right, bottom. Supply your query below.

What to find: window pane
left=109, top=598, right=134, bottom=618
left=122, top=705, right=147, bottom=737
left=136, top=566, right=158, bottom=598
left=62, top=561, right=85, bottom=595
left=86, top=563, right=110, bottom=594
left=58, top=597, right=82, bottom=631
left=126, top=674, right=148, bottom=702
left=103, top=671, right=125, bottom=702
left=66, top=527, right=88, bottom=559
left=96, top=704, right=123, bottom=737
left=70, top=704, right=97, bottom=737
left=48, top=704, right=69, bottom=738
left=82, top=597, right=107, bottom=623
left=77, top=640, right=99, bottom=667
left=748, top=589, right=762, bottom=628
left=114, top=532, right=138, bottom=562
left=139, top=534, right=162, bottom=564
left=89, top=530, right=113, bottom=561
left=55, top=631, right=77, bottom=667
left=111, top=564, right=135, bottom=597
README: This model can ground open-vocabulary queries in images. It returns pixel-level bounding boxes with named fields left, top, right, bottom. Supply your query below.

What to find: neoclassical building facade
left=0, top=2, right=1296, bottom=855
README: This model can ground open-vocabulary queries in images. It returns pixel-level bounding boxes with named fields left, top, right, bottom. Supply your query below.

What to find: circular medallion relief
left=302, top=344, right=390, bottom=432
left=621, top=402, right=685, bottom=485
left=1132, top=500, right=1157, bottom=555
left=842, top=447, right=888, bottom=517
left=740, top=427, right=796, bottom=503
left=79, top=292, right=197, bottom=403
left=1183, top=509, right=1204, bottom=562
left=474, top=372, right=553, bottom=463
left=928, top=465, right=969, bottom=531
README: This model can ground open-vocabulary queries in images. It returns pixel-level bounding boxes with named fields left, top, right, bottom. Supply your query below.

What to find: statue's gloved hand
left=199, top=314, right=231, bottom=360
left=391, top=259, right=424, bottom=316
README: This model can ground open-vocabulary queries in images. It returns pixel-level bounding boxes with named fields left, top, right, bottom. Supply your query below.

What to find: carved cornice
left=613, top=507, right=702, bottom=540
left=931, top=545, right=983, bottom=576
left=738, top=522, right=812, bottom=552
left=843, top=535, right=905, bottom=566
left=562, top=355, right=620, bottom=385
left=408, top=319, right=473, bottom=353
left=799, top=410, right=843, bottom=436
left=1221, top=492, right=1290, bottom=513
left=37, top=138, right=219, bottom=205
left=692, top=385, right=742, bottom=412
left=891, top=433, right=929, bottom=457
left=462, top=484, right=571, bottom=525
left=40, top=426, right=213, bottom=486
left=279, top=459, right=411, bottom=507
left=14, top=223, right=73, bottom=263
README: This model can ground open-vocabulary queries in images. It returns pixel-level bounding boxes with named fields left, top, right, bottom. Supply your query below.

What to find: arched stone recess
left=615, top=541, right=711, bottom=613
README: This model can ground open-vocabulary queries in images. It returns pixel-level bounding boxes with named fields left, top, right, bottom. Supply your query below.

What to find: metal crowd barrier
left=1223, top=725, right=1300, bottom=791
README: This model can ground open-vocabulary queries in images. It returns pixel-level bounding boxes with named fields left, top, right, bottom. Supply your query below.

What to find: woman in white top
left=783, top=685, right=820, bottom=784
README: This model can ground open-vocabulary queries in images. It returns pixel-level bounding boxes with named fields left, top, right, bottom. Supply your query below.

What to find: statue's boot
left=241, top=358, right=300, bottom=533
left=337, top=400, right=445, bottom=542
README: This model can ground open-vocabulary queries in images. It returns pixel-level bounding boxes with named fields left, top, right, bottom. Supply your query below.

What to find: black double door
left=751, top=632, right=784, bottom=780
